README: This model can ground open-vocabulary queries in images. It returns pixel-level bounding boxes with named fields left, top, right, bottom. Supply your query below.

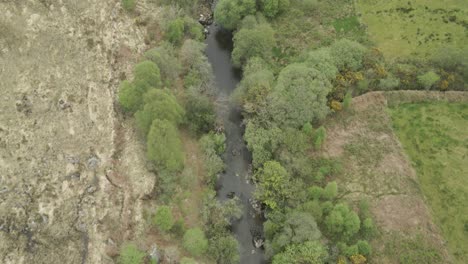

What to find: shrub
left=361, top=217, right=375, bottom=238
left=153, top=205, right=174, bottom=232
left=183, top=228, right=208, bottom=256
left=254, top=161, right=292, bottom=210
left=121, top=0, right=136, bottom=11
left=214, top=0, right=257, bottom=30
left=147, top=119, right=184, bottom=172
left=184, top=17, right=204, bottom=41
left=344, top=244, right=359, bottom=257
left=417, top=71, right=440, bottom=90
left=118, top=243, right=146, bottom=264
left=272, top=241, right=328, bottom=264
left=166, top=18, right=185, bottom=44
left=308, top=186, right=323, bottom=200
left=133, top=61, right=162, bottom=91
left=325, top=203, right=361, bottom=240
left=306, top=48, right=338, bottom=80
left=232, top=21, right=275, bottom=67
left=118, top=81, right=142, bottom=113
left=343, top=91, right=352, bottom=110
left=180, top=257, right=197, bottom=264
left=171, top=219, right=186, bottom=237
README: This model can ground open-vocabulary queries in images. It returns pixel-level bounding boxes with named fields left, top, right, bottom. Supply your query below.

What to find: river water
left=205, top=24, right=266, bottom=264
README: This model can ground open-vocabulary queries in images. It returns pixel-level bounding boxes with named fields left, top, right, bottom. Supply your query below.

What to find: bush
left=171, top=219, right=186, bottom=237
left=166, top=18, right=185, bottom=44
left=133, top=60, right=162, bottom=91
left=184, top=17, right=204, bottom=41
left=344, top=244, right=359, bottom=257
left=118, top=81, right=142, bottom=113
left=121, top=0, right=136, bottom=11
left=325, top=203, right=361, bottom=240
left=153, top=205, right=174, bottom=232
left=135, top=89, right=185, bottom=136
left=180, top=257, right=197, bottom=264
left=361, top=217, right=375, bottom=238
left=118, top=243, right=146, bottom=264
left=185, top=89, right=215, bottom=134
left=417, top=71, right=440, bottom=90
left=214, top=0, right=257, bottom=30
left=232, top=20, right=275, bottom=67
left=272, top=241, right=328, bottom=264
left=183, top=228, right=208, bottom=256
left=343, top=91, right=352, bottom=110
left=147, top=119, right=184, bottom=172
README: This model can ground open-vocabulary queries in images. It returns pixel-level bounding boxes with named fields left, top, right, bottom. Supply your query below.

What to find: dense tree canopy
left=147, top=119, right=184, bottom=172
left=254, top=161, right=292, bottom=210
left=214, top=0, right=257, bottom=30
left=135, top=89, right=185, bottom=136
left=267, top=63, right=331, bottom=128
left=259, top=0, right=290, bottom=18
left=232, top=21, right=275, bottom=67
left=133, top=60, right=162, bottom=91
left=272, top=241, right=328, bottom=264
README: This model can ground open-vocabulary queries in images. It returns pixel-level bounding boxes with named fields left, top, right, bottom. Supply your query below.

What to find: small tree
left=314, top=126, right=327, bottom=149
left=417, top=71, right=440, bottom=90
left=185, top=89, right=215, bottom=134
left=322, top=181, right=338, bottom=200
left=147, top=119, right=184, bottom=172
left=153, top=205, right=174, bottom=232
left=214, top=0, right=257, bottom=30
left=357, top=240, right=372, bottom=256
left=166, top=18, right=185, bottom=44
left=144, top=42, right=181, bottom=85
left=133, top=60, right=162, bottom=91
left=272, top=241, right=328, bottom=264
left=208, top=235, right=240, bottom=264
left=259, top=0, right=290, bottom=18
left=118, top=81, right=142, bottom=113
left=118, top=243, right=146, bottom=264
left=330, top=39, right=366, bottom=71
left=183, top=228, right=208, bottom=256
left=232, top=22, right=275, bottom=67
left=254, top=161, right=292, bottom=210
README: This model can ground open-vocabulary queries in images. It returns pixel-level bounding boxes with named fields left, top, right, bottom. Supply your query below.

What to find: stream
left=205, top=22, right=266, bottom=264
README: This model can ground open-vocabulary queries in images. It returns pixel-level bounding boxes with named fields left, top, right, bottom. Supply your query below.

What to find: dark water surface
left=205, top=25, right=266, bottom=264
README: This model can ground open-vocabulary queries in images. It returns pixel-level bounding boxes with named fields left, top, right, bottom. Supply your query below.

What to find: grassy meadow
left=390, top=102, right=468, bottom=263
left=356, top=0, right=468, bottom=59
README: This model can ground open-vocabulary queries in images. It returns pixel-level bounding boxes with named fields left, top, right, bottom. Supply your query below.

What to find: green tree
left=314, top=126, right=327, bottom=149
left=322, top=181, right=338, bottom=200
left=259, top=0, right=290, bottom=18
left=118, top=243, right=146, bottom=264
left=214, top=0, right=257, bottom=30
left=183, top=228, right=208, bottom=256
left=245, top=122, right=282, bottom=168
left=330, top=39, right=366, bottom=71
left=343, top=91, right=352, bottom=110
left=167, top=18, right=185, bottom=44
left=121, top=0, right=136, bottom=12
left=325, top=203, right=361, bottom=240
left=268, top=63, right=331, bottom=128
left=232, top=58, right=274, bottom=114
left=153, top=205, right=174, bottom=232
left=144, top=42, right=181, bottom=85
left=118, top=81, right=142, bottom=113
left=133, top=60, right=162, bottom=91
left=254, top=161, right=292, bottom=210
left=147, top=119, right=184, bottom=172
left=357, top=240, right=372, bottom=256
left=306, top=48, right=338, bottom=80
left=135, top=89, right=185, bottom=136
left=232, top=22, right=275, bottom=67
left=185, top=89, right=215, bottom=134
left=180, top=40, right=214, bottom=90
left=208, top=235, right=240, bottom=264
left=272, top=241, right=328, bottom=264
left=417, top=71, right=440, bottom=90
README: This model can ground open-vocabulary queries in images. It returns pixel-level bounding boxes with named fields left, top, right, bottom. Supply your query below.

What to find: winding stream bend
left=205, top=24, right=266, bottom=263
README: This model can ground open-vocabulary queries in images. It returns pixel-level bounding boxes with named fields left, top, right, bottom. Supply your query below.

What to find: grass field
left=390, top=102, right=468, bottom=263
left=356, top=0, right=468, bottom=59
